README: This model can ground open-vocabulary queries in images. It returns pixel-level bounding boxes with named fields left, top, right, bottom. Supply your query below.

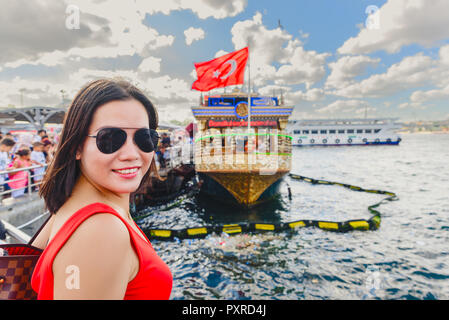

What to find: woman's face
left=76, top=99, right=154, bottom=194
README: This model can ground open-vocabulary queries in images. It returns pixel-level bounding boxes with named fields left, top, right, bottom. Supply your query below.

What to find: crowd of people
left=0, top=129, right=58, bottom=199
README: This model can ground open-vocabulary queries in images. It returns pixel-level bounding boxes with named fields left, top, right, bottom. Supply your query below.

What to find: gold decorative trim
left=205, top=171, right=286, bottom=206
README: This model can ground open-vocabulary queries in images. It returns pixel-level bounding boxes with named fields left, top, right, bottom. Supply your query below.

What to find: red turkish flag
left=192, top=47, right=249, bottom=92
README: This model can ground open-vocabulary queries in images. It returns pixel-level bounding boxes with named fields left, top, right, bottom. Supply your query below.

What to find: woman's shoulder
left=51, top=209, right=134, bottom=271
left=72, top=211, right=131, bottom=243
left=54, top=203, right=132, bottom=248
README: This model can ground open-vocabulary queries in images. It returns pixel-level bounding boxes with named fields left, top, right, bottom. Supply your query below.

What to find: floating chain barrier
left=139, top=173, right=398, bottom=241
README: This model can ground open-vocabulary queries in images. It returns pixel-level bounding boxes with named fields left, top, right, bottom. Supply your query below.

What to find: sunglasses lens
left=96, top=128, right=127, bottom=154
left=151, top=130, right=159, bottom=149
left=134, top=129, right=158, bottom=153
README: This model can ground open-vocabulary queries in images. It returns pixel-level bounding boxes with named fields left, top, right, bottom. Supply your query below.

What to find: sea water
left=140, top=133, right=449, bottom=300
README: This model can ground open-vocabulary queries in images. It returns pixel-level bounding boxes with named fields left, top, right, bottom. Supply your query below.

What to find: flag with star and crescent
left=191, top=47, right=249, bottom=92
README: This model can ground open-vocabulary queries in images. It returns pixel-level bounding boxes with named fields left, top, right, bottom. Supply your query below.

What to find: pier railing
left=156, top=143, right=194, bottom=173
left=194, top=129, right=292, bottom=173
left=0, top=164, right=48, bottom=199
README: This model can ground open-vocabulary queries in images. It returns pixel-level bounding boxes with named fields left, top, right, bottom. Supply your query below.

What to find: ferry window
left=293, top=130, right=301, bottom=134
left=357, top=129, right=363, bottom=133
left=311, top=130, right=318, bottom=134
left=302, top=130, right=309, bottom=134
left=365, top=129, right=372, bottom=133
left=320, top=130, right=327, bottom=134
left=338, top=129, right=345, bottom=134
left=374, top=129, right=381, bottom=133
left=347, top=129, right=354, bottom=134
left=329, top=130, right=336, bottom=134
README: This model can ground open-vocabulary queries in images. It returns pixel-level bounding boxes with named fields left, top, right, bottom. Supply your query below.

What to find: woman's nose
left=117, top=134, right=139, bottom=160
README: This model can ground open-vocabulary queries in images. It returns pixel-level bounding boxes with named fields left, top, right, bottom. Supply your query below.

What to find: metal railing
left=156, top=143, right=194, bottom=172
left=0, top=164, right=48, bottom=198
left=193, top=130, right=292, bottom=171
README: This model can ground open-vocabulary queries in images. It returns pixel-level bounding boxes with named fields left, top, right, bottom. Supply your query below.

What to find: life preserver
left=348, top=138, right=352, bottom=144
left=335, top=139, right=340, bottom=144
left=310, top=139, right=315, bottom=144
left=362, top=138, right=367, bottom=143
left=298, top=139, right=302, bottom=144
left=322, top=139, right=327, bottom=144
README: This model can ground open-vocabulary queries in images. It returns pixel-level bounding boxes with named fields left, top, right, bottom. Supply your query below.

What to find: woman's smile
left=112, top=166, right=140, bottom=179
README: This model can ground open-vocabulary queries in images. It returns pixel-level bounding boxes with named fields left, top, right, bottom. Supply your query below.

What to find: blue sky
left=0, top=0, right=448, bottom=122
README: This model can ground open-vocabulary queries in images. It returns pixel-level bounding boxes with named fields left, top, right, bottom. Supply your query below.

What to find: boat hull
left=198, top=171, right=285, bottom=208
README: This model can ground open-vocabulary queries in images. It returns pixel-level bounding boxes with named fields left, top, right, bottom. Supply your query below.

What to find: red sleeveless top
left=31, top=203, right=173, bottom=300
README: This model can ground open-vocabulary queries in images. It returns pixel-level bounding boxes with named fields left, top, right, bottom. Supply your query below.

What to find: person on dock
left=42, top=139, right=54, bottom=163
left=30, top=141, right=46, bottom=190
left=33, top=129, right=47, bottom=143
left=7, top=148, right=32, bottom=198
left=30, top=78, right=172, bottom=300
left=0, top=138, right=16, bottom=196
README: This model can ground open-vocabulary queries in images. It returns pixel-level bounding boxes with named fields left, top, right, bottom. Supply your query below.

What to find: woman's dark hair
left=39, top=78, right=161, bottom=214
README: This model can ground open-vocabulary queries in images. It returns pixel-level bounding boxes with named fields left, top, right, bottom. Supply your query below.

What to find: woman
left=30, top=78, right=172, bottom=300
left=7, top=148, right=32, bottom=198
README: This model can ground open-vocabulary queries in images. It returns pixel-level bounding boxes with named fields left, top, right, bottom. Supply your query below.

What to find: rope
left=139, top=173, right=398, bottom=241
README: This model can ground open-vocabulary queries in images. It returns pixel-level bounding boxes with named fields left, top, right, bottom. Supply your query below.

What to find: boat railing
left=0, top=164, right=48, bottom=199
left=193, top=130, right=292, bottom=172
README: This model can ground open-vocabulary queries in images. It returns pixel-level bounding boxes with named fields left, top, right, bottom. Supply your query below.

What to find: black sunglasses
left=87, top=127, right=159, bottom=154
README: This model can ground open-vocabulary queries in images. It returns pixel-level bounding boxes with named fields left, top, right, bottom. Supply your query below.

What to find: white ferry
left=287, top=118, right=402, bottom=146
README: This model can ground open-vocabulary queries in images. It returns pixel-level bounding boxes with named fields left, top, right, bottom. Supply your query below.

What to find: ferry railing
left=0, top=164, right=48, bottom=199
left=194, top=131, right=292, bottom=171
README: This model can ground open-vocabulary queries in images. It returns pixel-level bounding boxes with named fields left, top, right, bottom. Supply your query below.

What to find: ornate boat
left=191, top=89, right=293, bottom=207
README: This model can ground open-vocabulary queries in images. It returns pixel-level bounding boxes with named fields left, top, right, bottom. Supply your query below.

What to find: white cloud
left=440, top=44, right=449, bottom=66
left=138, top=56, right=162, bottom=73
left=184, top=27, right=205, bottom=46
left=0, top=0, right=112, bottom=65
left=338, top=0, right=449, bottom=55
left=289, top=88, right=325, bottom=103
left=398, top=102, right=427, bottom=110
left=325, top=55, right=380, bottom=89
left=230, top=12, right=329, bottom=89
left=392, top=44, right=449, bottom=107
left=0, top=77, right=63, bottom=107
left=316, top=99, right=375, bottom=116
left=331, top=53, right=437, bottom=98
left=1, top=0, right=175, bottom=69
left=275, top=44, right=330, bottom=89
left=137, top=0, right=247, bottom=19
left=214, top=50, right=229, bottom=58
left=410, top=84, right=449, bottom=103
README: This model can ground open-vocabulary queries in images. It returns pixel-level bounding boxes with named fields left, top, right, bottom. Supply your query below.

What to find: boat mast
left=247, top=45, right=251, bottom=135
left=247, top=45, right=251, bottom=169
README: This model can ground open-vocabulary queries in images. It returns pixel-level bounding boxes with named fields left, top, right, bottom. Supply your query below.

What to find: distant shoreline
left=398, top=131, right=449, bottom=134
